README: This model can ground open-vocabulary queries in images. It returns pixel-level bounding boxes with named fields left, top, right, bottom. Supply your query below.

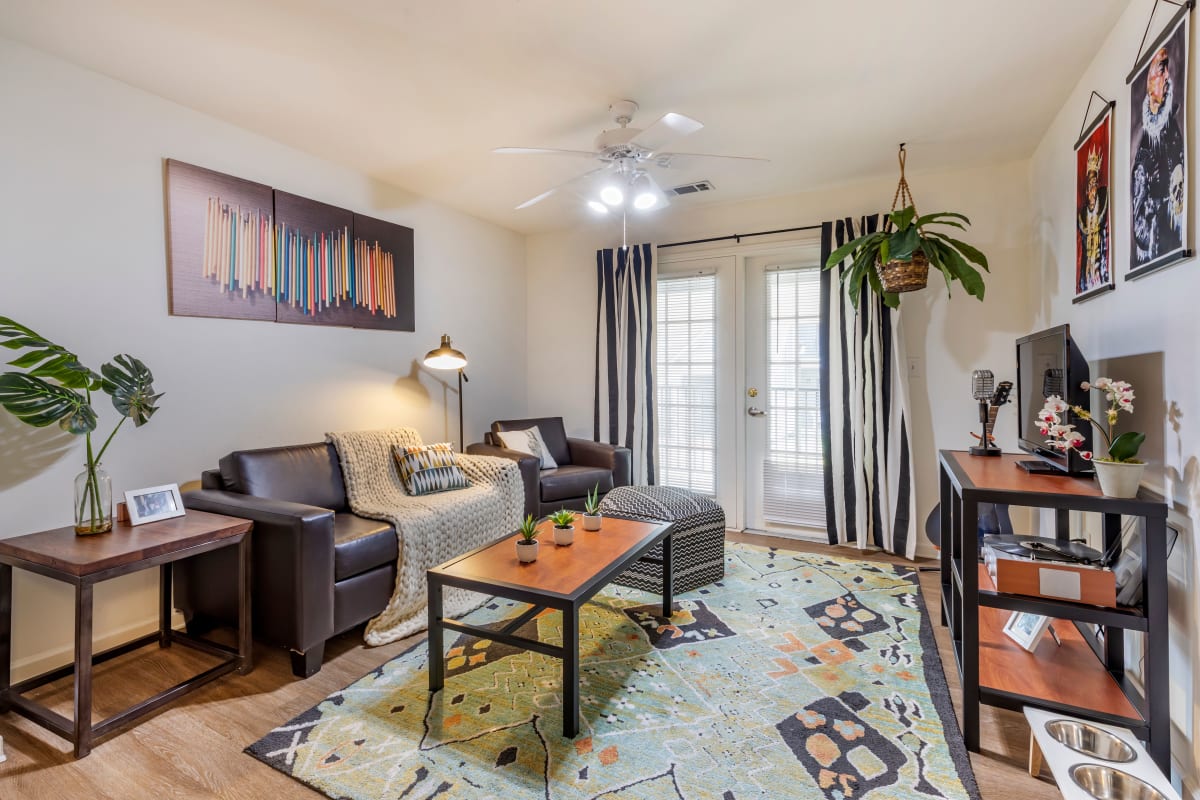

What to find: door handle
left=747, top=406, right=767, bottom=417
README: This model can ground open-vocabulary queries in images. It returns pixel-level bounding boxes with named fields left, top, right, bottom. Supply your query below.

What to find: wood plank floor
left=0, top=534, right=1063, bottom=799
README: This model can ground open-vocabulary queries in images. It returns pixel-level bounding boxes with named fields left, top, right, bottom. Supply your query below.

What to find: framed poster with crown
left=1074, top=99, right=1115, bottom=303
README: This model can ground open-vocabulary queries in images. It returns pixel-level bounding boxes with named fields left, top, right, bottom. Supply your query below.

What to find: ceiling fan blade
left=654, top=152, right=770, bottom=166
left=630, top=112, right=703, bottom=152
left=494, top=147, right=597, bottom=158
left=513, top=166, right=608, bottom=210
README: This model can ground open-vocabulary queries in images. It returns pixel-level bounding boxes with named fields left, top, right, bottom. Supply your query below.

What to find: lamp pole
left=457, top=368, right=469, bottom=453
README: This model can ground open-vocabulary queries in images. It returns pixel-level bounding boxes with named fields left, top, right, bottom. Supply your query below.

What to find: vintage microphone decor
left=969, top=370, right=1012, bottom=456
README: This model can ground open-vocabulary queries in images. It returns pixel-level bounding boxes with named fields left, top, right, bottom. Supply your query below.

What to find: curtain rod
left=658, top=223, right=822, bottom=249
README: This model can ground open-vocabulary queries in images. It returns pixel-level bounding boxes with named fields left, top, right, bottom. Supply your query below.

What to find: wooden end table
left=427, top=514, right=673, bottom=738
left=0, top=509, right=252, bottom=757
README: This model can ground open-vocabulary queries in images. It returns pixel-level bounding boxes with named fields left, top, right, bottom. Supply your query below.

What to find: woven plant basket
left=878, top=252, right=929, bottom=293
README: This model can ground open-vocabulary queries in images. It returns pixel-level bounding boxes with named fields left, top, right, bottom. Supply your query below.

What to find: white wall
left=1030, top=5, right=1200, bottom=794
left=526, top=162, right=1035, bottom=555
left=0, top=38, right=527, bottom=679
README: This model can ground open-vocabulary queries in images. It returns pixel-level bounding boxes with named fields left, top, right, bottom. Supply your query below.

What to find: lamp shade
left=423, top=334, right=467, bottom=370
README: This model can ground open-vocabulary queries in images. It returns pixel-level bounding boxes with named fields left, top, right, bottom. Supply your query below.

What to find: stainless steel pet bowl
left=1045, top=719, right=1136, bottom=763
left=1069, top=764, right=1167, bottom=800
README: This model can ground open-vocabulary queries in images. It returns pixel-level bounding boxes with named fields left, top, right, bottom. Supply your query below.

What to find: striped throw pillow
left=392, top=443, right=469, bottom=496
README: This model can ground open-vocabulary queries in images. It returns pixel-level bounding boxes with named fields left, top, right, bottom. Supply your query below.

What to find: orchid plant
left=1037, top=377, right=1145, bottom=464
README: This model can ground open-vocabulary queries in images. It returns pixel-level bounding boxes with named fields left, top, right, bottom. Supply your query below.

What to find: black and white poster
left=1128, top=9, right=1191, bottom=279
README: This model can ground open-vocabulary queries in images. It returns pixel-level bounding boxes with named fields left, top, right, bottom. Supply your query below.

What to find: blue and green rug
left=247, top=544, right=979, bottom=799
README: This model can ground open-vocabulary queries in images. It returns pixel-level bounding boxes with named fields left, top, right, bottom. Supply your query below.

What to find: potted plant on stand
left=516, top=514, right=540, bottom=562
left=1037, top=377, right=1146, bottom=498
left=582, top=484, right=602, bottom=531
left=0, top=317, right=163, bottom=534
left=549, top=509, right=576, bottom=546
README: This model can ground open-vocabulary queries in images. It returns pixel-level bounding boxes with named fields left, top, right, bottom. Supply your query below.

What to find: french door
left=656, top=240, right=825, bottom=537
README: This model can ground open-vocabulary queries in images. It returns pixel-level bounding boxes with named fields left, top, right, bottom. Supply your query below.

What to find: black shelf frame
left=937, top=450, right=1170, bottom=773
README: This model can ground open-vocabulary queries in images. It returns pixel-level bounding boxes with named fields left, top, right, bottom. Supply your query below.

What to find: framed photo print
left=1002, top=610, right=1052, bottom=653
left=1127, top=3, right=1192, bottom=279
left=1074, top=100, right=1115, bottom=302
left=125, top=484, right=185, bottom=526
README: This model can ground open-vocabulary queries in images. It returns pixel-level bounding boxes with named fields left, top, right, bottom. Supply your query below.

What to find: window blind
left=762, top=267, right=826, bottom=528
left=656, top=274, right=717, bottom=495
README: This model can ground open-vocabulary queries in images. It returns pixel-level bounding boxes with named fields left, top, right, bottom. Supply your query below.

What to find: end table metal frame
left=0, top=532, right=251, bottom=758
left=427, top=521, right=673, bottom=738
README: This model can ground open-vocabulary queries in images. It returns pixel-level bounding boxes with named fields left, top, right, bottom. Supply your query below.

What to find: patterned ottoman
left=599, top=485, right=726, bottom=594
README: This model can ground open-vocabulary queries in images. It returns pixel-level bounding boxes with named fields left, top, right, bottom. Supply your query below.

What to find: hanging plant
left=823, top=145, right=989, bottom=309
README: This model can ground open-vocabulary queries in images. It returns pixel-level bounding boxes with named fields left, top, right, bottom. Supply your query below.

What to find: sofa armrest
left=178, top=489, right=335, bottom=654
left=464, top=443, right=539, bottom=518
left=567, top=438, right=632, bottom=487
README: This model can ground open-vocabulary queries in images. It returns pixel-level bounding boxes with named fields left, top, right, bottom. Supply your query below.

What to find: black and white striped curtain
left=595, top=243, right=656, bottom=484
left=819, top=217, right=917, bottom=558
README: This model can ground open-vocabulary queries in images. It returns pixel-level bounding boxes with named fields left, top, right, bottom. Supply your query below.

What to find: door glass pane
left=763, top=268, right=825, bottom=527
left=656, top=274, right=717, bottom=495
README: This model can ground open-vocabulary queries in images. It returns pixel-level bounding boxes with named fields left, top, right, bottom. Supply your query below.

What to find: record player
left=982, top=534, right=1117, bottom=607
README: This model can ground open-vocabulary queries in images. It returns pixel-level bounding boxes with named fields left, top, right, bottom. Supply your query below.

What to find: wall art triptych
left=165, top=159, right=415, bottom=331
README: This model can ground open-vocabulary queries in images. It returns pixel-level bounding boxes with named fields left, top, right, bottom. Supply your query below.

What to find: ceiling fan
left=496, top=100, right=768, bottom=213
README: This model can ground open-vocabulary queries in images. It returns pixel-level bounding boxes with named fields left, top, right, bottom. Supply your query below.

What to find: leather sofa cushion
left=220, top=443, right=348, bottom=511
left=492, top=417, right=571, bottom=466
left=333, top=513, right=397, bottom=580
left=539, top=465, right=614, bottom=503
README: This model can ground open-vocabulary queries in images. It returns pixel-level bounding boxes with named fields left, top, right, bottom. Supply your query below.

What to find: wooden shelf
left=976, top=598, right=1140, bottom=721
left=976, top=564, right=1147, bottom=630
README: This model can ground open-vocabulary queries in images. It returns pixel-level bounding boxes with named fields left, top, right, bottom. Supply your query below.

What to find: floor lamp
left=423, top=334, right=468, bottom=451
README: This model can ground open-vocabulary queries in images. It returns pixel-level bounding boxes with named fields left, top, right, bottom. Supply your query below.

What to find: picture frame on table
left=125, top=483, right=185, bottom=526
left=1002, top=610, right=1053, bottom=652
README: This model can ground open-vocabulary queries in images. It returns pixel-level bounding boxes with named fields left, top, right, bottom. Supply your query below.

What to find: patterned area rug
left=247, top=544, right=979, bottom=799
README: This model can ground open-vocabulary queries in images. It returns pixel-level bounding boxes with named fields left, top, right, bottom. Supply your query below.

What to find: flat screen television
left=1015, top=324, right=1093, bottom=474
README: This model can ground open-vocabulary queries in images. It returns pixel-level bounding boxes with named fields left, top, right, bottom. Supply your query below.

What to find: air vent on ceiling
left=667, top=180, right=715, bottom=197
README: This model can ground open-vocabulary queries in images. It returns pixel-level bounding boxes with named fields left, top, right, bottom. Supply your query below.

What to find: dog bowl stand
left=1025, top=707, right=1179, bottom=800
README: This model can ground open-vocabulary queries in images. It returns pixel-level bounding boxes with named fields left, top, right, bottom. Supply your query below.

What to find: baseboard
left=11, top=611, right=186, bottom=684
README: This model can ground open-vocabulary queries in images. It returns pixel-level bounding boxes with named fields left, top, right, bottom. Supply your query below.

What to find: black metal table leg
left=961, top=496, right=980, bottom=753
left=562, top=603, right=579, bottom=738
left=237, top=534, right=253, bottom=674
left=159, top=564, right=172, bottom=649
left=74, top=580, right=94, bottom=758
left=0, top=564, right=10, bottom=714
left=428, top=575, right=444, bottom=693
left=1144, top=515, right=1169, bottom=773
left=661, top=532, right=674, bottom=618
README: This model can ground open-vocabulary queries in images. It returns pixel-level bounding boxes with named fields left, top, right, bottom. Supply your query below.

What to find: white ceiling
left=1, top=0, right=1128, bottom=234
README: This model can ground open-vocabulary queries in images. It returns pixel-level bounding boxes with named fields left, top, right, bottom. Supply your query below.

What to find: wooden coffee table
left=427, top=513, right=673, bottom=737
left=0, top=510, right=252, bottom=757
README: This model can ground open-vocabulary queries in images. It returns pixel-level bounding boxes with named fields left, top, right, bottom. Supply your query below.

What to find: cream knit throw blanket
left=326, top=428, right=524, bottom=646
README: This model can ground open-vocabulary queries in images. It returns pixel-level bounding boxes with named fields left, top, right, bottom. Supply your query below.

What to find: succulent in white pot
left=550, top=509, right=576, bottom=546
left=515, top=514, right=540, bottom=562
left=1037, top=377, right=1146, bottom=498
left=582, top=484, right=602, bottom=531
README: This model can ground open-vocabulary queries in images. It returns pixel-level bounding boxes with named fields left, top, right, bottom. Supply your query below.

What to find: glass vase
left=74, top=462, right=113, bottom=534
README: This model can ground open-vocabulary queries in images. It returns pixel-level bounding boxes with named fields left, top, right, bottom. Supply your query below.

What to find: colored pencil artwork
left=166, top=159, right=414, bottom=330
left=200, top=198, right=398, bottom=318
left=274, top=224, right=397, bottom=318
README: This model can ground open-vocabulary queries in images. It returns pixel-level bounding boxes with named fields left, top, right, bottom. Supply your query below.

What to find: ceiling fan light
left=633, top=192, right=658, bottom=210
left=587, top=200, right=609, bottom=214
left=600, top=186, right=624, bottom=206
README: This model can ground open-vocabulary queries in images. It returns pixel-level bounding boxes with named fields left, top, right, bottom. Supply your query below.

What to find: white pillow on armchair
left=496, top=426, right=559, bottom=470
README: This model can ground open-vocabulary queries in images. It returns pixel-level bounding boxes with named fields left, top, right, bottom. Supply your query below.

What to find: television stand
left=1016, top=459, right=1063, bottom=474
left=937, top=450, right=1170, bottom=773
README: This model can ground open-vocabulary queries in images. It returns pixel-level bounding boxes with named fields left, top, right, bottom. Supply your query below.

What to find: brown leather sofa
left=466, top=416, right=631, bottom=517
left=177, top=442, right=398, bottom=678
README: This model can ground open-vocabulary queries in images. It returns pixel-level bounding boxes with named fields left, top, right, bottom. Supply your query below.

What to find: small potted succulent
left=549, top=508, right=576, bottom=546
left=1037, top=377, right=1146, bottom=498
left=516, top=514, right=540, bottom=562
left=582, top=484, right=602, bottom=531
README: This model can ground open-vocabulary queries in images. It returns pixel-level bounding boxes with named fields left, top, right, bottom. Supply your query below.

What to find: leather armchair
left=467, top=417, right=632, bottom=517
